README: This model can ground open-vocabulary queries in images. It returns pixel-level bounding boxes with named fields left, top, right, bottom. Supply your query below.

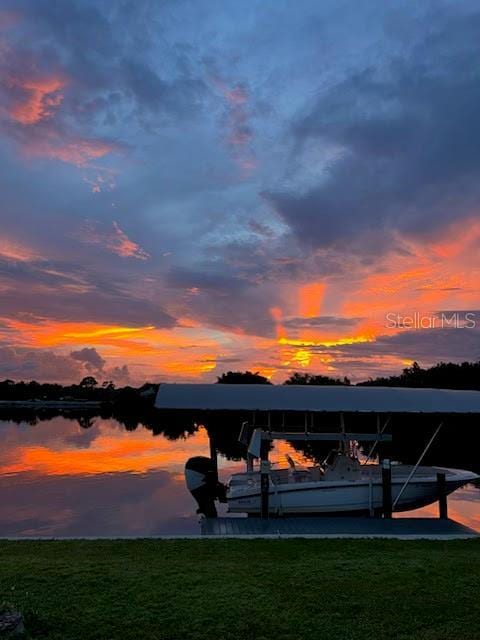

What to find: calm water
left=1, top=415, right=479, bottom=536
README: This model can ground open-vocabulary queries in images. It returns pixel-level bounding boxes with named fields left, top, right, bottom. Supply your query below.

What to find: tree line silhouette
left=1, top=361, right=480, bottom=405
left=217, top=361, right=480, bottom=390
left=0, top=376, right=158, bottom=404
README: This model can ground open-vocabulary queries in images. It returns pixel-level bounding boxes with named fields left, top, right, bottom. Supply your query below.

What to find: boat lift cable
left=362, top=417, right=391, bottom=465
left=392, top=422, right=444, bottom=509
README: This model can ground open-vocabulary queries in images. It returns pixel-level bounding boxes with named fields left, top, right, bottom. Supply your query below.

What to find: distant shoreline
left=0, top=400, right=108, bottom=409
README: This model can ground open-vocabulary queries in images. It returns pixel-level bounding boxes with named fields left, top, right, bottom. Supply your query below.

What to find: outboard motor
left=185, top=456, right=226, bottom=518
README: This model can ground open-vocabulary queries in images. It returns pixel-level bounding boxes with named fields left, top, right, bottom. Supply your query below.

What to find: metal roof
left=155, top=384, right=480, bottom=414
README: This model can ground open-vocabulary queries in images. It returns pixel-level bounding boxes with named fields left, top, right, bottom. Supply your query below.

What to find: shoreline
left=0, top=399, right=107, bottom=408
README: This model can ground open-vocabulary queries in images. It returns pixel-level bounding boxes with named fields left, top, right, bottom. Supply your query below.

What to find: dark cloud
left=108, top=364, right=131, bottom=386
left=0, top=346, right=133, bottom=385
left=266, top=5, right=480, bottom=254
left=328, top=328, right=480, bottom=374
left=0, top=259, right=176, bottom=328
left=122, top=58, right=205, bottom=120
left=70, top=347, right=105, bottom=371
left=0, top=346, right=83, bottom=382
left=0, top=0, right=209, bottom=198
left=165, top=263, right=283, bottom=337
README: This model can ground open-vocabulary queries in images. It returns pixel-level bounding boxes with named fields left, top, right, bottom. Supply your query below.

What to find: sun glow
left=278, top=334, right=374, bottom=348
left=64, top=326, right=155, bottom=340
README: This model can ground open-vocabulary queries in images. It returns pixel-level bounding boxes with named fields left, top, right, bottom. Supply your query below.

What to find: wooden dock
left=201, top=516, right=478, bottom=539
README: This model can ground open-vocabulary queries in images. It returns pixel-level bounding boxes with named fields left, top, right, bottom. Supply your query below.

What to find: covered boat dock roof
left=155, top=384, right=480, bottom=414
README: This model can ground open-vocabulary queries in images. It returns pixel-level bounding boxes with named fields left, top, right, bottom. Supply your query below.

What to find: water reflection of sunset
left=2, top=417, right=210, bottom=476
left=396, top=485, right=480, bottom=531
left=0, top=417, right=217, bottom=536
left=1, top=417, right=479, bottom=536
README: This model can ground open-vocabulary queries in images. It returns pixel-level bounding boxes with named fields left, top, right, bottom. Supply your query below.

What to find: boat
left=185, top=428, right=478, bottom=517
left=154, top=383, right=480, bottom=518
left=225, top=433, right=478, bottom=516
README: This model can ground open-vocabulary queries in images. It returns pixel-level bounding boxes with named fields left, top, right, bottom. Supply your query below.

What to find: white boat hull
left=227, top=467, right=478, bottom=515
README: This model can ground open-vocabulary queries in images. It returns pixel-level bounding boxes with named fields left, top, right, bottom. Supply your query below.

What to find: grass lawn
left=1, top=539, right=480, bottom=640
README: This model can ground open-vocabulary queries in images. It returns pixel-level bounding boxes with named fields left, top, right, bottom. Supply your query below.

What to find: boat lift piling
left=437, top=472, right=448, bottom=519
left=382, top=459, right=392, bottom=518
left=209, top=433, right=218, bottom=479
left=260, top=412, right=272, bottom=519
left=260, top=439, right=270, bottom=519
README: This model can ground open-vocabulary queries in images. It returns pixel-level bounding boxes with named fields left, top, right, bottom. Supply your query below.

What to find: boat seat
left=289, top=469, right=310, bottom=483
left=308, top=466, right=324, bottom=481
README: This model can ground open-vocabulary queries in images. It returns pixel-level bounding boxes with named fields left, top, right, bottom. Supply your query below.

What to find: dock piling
left=260, top=439, right=270, bottom=519
left=209, top=434, right=218, bottom=480
left=382, top=458, right=392, bottom=518
left=437, top=472, right=448, bottom=519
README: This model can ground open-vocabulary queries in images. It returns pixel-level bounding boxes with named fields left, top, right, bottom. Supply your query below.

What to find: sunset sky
left=1, top=0, right=480, bottom=385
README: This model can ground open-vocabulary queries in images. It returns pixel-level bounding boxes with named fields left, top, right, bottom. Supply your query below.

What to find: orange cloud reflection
left=3, top=421, right=210, bottom=476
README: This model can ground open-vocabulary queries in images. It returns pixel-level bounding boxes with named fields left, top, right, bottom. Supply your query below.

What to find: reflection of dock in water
left=201, top=516, right=478, bottom=539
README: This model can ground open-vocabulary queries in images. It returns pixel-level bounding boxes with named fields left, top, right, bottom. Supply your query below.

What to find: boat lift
left=155, top=383, right=480, bottom=521
left=245, top=427, right=394, bottom=518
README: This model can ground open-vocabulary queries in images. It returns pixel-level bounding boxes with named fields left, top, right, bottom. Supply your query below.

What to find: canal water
left=1, top=415, right=479, bottom=536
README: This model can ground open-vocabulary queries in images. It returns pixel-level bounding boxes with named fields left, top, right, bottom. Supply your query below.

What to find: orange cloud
left=5, top=72, right=120, bottom=170
left=278, top=334, right=374, bottom=348
left=211, top=76, right=257, bottom=175
left=9, top=75, right=66, bottom=125
left=2, top=206, right=479, bottom=385
left=23, top=135, right=117, bottom=166
left=431, top=217, right=480, bottom=259
left=1, top=318, right=155, bottom=348
left=110, top=222, right=149, bottom=259
left=299, top=282, right=325, bottom=318
left=0, top=317, right=223, bottom=381
left=78, top=220, right=149, bottom=259
left=270, top=306, right=286, bottom=338
left=0, top=237, right=40, bottom=262
left=342, top=239, right=477, bottom=320
left=224, top=85, right=248, bottom=105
